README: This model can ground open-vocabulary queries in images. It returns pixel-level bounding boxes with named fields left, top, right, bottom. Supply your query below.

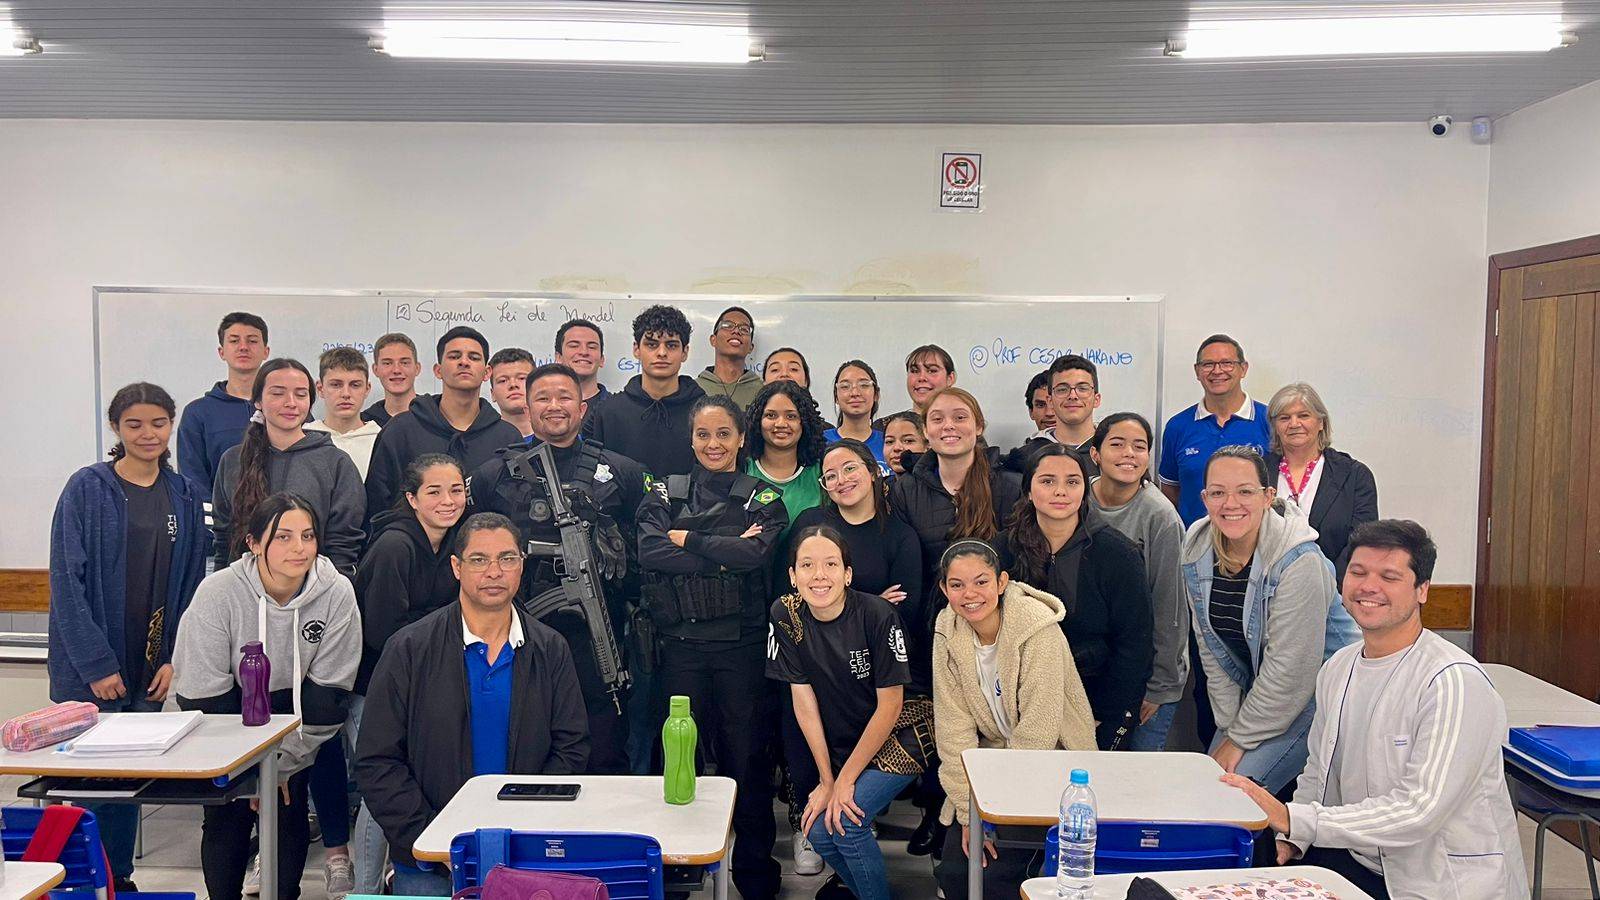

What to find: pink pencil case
left=2, top=701, right=100, bottom=751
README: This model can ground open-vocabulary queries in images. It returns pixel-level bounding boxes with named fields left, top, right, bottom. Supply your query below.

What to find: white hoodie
left=304, top=418, right=383, bottom=481
left=173, top=553, right=361, bottom=775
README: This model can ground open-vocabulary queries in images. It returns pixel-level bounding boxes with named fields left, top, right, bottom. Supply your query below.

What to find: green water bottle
left=662, top=694, right=698, bottom=805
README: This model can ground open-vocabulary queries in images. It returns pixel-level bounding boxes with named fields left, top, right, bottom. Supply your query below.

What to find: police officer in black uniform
left=471, top=362, right=650, bottom=774
left=636, top=394, right=787, bottom=900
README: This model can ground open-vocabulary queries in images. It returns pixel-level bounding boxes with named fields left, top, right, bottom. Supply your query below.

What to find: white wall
left=1489, top=78, right=1600, bottom=253
left=0, top=120, right=1490, bottom=581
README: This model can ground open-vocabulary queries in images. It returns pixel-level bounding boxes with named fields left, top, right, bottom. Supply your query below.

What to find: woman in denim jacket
left=1180, top=445, right=1359, bottom=794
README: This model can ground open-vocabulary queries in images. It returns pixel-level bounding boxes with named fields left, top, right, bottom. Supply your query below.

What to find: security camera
left=1428, top=115, right=1453, bottom=137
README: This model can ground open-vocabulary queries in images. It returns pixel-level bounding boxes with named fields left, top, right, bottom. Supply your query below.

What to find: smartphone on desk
left=497, top=782, right=581, bottom=801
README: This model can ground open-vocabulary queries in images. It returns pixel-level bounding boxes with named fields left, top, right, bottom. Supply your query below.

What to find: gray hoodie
left=1089, top=480, right=1189, bottom=705
left=212, top=430, right=367, bottom=572
left=173, top=553, right=362, bottom=776
left=1181, top=498, right=1355, bottom=750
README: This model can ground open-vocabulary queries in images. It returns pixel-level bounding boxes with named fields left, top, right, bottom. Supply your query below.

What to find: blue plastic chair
left=449, top=829, right=665, bottom=900
left=1041, top=821, right=1254, bottom=875
left=1, top=806, right=194, bottom=900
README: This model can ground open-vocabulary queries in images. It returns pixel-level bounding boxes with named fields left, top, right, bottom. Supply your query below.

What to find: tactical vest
left=643, top=472, right=769, bottom=639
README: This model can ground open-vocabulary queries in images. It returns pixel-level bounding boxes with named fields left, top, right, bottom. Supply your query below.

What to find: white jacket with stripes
left=1285, top=629, right=1528, bottom=900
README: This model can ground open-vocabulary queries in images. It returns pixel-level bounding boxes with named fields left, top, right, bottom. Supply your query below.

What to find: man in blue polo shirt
left=356, top=513, right=589, bottom=896
left=1159, top=334, right=1272, bottom=525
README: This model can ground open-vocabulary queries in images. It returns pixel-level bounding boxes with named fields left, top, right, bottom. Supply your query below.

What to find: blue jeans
left=346, top=695, right=392, bottom=894
left=805, top=768, right=916, bottom=900
left=90, top=695, right=163, bottom=878
left=1209, top=703, right=1315, bottom=794
left=1128, top=701, right=1179, bottom=752
left=391, top=862, right=454, bottom=897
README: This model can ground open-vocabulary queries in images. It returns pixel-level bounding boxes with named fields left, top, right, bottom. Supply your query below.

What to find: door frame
left=1474, top=233, right=1600, bottom=659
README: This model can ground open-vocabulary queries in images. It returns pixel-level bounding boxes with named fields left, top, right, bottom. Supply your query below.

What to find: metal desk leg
left=714, top=858, right=728, bottom=900
left=259, top=748, right=279, bottom=900
left=968, top=797, right=982, bottom=900
left=1581, top=820, right=1599, bottom=899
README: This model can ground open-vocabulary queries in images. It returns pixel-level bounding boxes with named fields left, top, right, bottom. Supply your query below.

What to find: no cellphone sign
left=940, top=152, right=982, bottom=211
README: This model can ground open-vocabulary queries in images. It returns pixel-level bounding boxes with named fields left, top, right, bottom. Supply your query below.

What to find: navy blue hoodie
left=176, top=381, right=252, bottom=503
left=364, top=394, right=523, bottom=519
left=48, top=462, right=208, bottom=703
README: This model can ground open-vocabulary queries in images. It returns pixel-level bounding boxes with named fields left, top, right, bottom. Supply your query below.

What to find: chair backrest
left=1042, top=821, right=1255, bottom=876
left=450, top=829, right=665, bottom=900
left=2, top=805, right=110, bottom=895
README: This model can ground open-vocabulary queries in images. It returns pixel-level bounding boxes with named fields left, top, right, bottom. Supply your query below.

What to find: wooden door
left=1477, top=236, right=1600, bottom=699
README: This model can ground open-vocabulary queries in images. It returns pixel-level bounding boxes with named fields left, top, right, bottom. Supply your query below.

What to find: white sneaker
left=242, top=854, right=262, bottom=895
left=325, top=851, right=354, bottom=899
left=792, top=832, right=824, bottom=876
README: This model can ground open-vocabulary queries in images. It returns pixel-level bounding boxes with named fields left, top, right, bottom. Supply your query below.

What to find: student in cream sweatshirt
left=174, top=492, right=361, bottom=900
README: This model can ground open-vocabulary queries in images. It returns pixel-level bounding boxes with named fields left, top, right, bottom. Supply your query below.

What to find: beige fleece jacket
left=933, top=579, right=1097, bottom=826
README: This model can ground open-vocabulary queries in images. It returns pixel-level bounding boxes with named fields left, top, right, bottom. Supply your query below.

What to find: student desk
left=412, top=774, right=737, bottom=899
left=1486, top=663, right=1600, bottom=897
left=961, top=749, right=1269, bottom=899
left=1019, top=865, right=1375, bottom=899
left=0, top=714, right=299, bottom=900
left=0, top=862, right=65, bottom=900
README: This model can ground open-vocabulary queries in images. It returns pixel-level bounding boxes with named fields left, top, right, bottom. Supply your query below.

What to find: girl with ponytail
left=212, top=358, right=366, bottom=573
left=48, top=382, right=207, bottom=887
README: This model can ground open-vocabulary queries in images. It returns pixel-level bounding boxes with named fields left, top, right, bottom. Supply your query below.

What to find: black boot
left=908, top=805, right=945, bottom=857
left=815, top=872, right=855, bottom=900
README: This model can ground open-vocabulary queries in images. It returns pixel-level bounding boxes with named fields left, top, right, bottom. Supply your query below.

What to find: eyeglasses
left=1202, top=486, right=1264, bottom=503
left=1196, top=360, right=1241, bottom=373
left=1050, top=383, right=1097, bottom=398
left=820, top=460, right=866, bottom=489
left=460, top=552, right=525, bottom=572
left=834, top=379, right=876, bottom=393
left=716, top=321, right=754, bottom=336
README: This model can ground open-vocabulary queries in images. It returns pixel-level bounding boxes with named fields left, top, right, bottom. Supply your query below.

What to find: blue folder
left=1510, top=726, right=1600, bottom=777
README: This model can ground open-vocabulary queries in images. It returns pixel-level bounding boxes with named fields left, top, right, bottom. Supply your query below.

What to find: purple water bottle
left=239, top=641, right=271, bottom=727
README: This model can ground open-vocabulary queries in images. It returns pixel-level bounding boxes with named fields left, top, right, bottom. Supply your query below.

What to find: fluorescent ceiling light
left=2, top=26, right=41, bottom=56
left=1168, top=14, right=1571, bottom=58
left=374, top=19, right=760, bottom=63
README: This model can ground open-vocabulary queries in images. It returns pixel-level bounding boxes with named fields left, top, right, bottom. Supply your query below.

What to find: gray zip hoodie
left=173, top=553, right=362, bottom=776
left=1181, top=498, right=1351, bottom=750
left=212, top=430, right=366, bottom=572
left=1089, top=480, right=1189, bottom=705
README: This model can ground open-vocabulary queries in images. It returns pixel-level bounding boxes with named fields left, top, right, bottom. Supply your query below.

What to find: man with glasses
left=1158, top=334, right=1271, bottom=527
left=1003, top=354, right=1103, bottom=475
left=696, top=306, right=763, bottom=409
left=356, top=512, right=589, bottom=897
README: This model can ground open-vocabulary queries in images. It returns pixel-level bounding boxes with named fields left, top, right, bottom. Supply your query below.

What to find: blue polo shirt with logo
left=1158, top=396, right=1272, bottom=525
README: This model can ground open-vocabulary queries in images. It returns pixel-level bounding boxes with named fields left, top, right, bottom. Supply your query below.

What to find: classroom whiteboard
left=92, top=288, right=1164, bottom=459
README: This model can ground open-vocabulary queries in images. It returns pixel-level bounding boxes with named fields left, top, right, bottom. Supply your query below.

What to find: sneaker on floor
left=307, top=812, right=323, bottom=843
left=325, top=851, right=354, bottom=899
left=112, top=877, right=139, bottom=894
left=792, top=832, right=824, bottom=876
left=242, top=854, right=262, bottom=895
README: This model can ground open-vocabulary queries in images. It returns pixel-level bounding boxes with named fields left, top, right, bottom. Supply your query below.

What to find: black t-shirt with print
left=767, top=589, right=911, bottom=771
left=120, top=473, right=174, bottom=692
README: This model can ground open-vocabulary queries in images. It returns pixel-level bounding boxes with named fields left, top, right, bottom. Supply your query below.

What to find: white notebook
left=66, top=711, right=204, bottom=757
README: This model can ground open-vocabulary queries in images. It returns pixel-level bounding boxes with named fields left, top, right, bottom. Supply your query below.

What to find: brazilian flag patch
left=755, top=488, right=779, bottom=506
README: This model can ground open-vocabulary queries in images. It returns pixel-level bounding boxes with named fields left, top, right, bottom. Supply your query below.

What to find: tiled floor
left=7, top=773, right=1599, bottom=900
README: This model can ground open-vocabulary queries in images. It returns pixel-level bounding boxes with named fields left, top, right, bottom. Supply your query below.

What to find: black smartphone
left=497, top=782, right=581, bottom=801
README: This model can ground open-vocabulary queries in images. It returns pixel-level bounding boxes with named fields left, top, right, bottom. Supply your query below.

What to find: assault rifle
left=508, top=441, right=632, bottom=713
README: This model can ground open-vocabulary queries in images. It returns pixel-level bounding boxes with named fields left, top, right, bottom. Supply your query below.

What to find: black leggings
left=1298, top=846, right=1391, bottom=899
left=933, top=821, right=1047, bottom=900
left=657, top=639, right=780, bottom=900
left=201, top=769, right=312, bottom=900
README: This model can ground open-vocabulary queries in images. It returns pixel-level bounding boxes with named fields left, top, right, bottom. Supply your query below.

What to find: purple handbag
left=451, top=864, right=610, bottom=900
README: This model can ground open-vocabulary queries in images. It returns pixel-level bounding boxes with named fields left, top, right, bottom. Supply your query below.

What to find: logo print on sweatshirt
left=301, top=620, right=326, bottom=644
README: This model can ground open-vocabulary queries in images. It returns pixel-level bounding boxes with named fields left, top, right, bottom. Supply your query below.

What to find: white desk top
left=1021, top=866, right=1375, bottom=899
left=0, top=713, right=299, bottom=779
left=1485, top=663, right=1600, bottom=730
left=961, top=749, right=1268, bottom=829
left=412, top=774, right=736, bottom=866
left=0, top=862, right=66, bottom=900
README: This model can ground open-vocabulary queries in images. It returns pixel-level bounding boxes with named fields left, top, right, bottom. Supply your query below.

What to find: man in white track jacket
left=1223, top=519, right=1527, bottom=900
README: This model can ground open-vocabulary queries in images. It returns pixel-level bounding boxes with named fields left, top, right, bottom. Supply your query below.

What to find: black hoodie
left=364, top=394, right=523, bottom=519
left=351, top=507, right=461, bottom=694
left=584, top=375, right=706, bottom=479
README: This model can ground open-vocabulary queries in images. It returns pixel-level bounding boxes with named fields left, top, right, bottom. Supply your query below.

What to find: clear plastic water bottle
left=1056, top=768, right=1097, bottom=899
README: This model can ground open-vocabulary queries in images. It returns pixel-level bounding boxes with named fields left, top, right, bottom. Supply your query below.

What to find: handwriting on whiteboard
left=968, top=340, right=1134, bottom=371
